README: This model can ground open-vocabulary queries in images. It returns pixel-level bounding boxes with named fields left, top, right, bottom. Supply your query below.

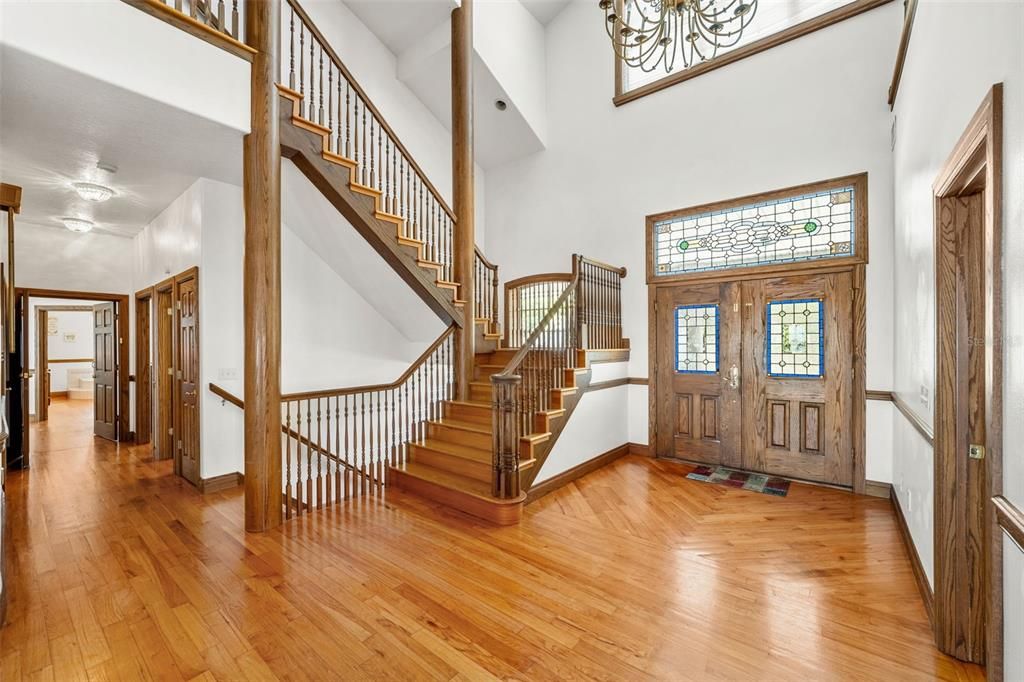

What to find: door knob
left=727, top=365, right=740, bottom=390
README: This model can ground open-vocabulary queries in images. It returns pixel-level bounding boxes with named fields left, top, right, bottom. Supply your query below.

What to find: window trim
left=613, top=0, right=896, bottom=107
left=645, top=172, right=869, bottom=286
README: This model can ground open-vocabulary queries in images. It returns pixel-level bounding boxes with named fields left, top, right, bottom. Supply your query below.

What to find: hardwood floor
left=1, top=399, right=983, bottom=680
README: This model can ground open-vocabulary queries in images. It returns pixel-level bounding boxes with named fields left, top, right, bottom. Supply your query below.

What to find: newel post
left=451, top=0, right=475, bottom=400
left=242, top=0, right=283, bottom=532
left=491, top=374, right=520, bottom=498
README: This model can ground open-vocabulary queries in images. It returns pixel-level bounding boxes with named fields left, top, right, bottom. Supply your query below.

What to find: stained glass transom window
left=675, top=305, right=718, bottom=374
left=766, top=299, right=823, bottom=378
left=654, top=186, right=856, bottom=276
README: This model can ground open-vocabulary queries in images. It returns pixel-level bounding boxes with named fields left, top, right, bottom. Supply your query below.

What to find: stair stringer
left=277, top=88, right=465, bottom=326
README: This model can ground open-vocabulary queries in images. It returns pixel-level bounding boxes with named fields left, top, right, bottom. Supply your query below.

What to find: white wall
left=1006, top=534, right=1024, bottom=681
left=0, top=0, right=249, bottom=133
left=485, top=0, right=901, bottom=474
left=26, top=300, right=101, bottom=416
left=889, top=0, right=1024, bottom=659
left=6, top=221, right=133, bottom=294
left=299, top=0, right=488, bottom=251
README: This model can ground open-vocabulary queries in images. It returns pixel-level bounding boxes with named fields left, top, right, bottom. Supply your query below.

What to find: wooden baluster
left=377, top=122, right=383, bottom=194
left=376, top=390, right=384, bottom=490
left=231, top=0, right=238, bottom=40
left=391, top=142, right=397, bottom=216
left=315, top=398, right=323, bottom=509
left=308, top=30, right=315, bottom=121
left=344, top=83, right=351, bottom=159
left=305, top=399, right=313, bottom=512
left=189, top=0, right=197, bottom=19
left=327, top=63, right=333, bottom=152
left=318, top=45, right=325, bottom=127
left=402, top=380, right=410, bottom=466
left=343, top=394, right=350, bottom=500
left=284, top=401, right=292, bottom=519
left=353, top=96, right=361, bottom=179
left=385, top=140, right=391, bottom=214
left=175, top=0, right=183, bottom=13
left=369, top=118, right=376, bottom=190
left=288, top=8, right=296, bottom=90
left=299, top=23, right=305, bottom=106
left=217, top=0, right=225, bottom=33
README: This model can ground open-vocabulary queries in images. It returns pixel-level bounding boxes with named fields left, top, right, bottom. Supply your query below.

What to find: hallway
left=0, top=400, right=982, bottom=680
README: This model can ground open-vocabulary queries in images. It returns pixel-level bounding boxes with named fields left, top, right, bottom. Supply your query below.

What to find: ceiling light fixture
left=73, top=182, right=115, bottom=203
left=600, top=0, right=758, bottom=74
left=62, top=217, right=95, bottom=233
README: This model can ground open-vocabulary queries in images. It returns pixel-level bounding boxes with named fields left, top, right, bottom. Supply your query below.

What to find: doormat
left=685, top=466, right=790, bottom=497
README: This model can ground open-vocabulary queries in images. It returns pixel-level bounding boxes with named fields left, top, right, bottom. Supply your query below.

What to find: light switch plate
left=218, top=368, right=240, bottom=381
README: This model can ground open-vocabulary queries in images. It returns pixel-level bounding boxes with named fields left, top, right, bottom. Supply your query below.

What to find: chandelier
left=600, top=0, right=759, bottom=74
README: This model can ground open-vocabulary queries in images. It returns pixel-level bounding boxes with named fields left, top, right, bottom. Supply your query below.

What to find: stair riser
left=444, top=402, right=492, bottom=426
left=427, top=422, right=492, bottom=450
left=389, top=468, right=524, bottom=525
left=410, top=447, right=491, bottom=482
left=469, top=384, right=492, bottom=402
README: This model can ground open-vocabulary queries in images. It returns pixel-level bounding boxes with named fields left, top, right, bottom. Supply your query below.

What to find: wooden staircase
left=277, top=85, right=467, bottom=325
left=389, top=347, right=595, bottom=525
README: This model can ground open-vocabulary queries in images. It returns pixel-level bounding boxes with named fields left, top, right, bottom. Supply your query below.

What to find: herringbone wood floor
left=0, top=399, right=982, bottom=680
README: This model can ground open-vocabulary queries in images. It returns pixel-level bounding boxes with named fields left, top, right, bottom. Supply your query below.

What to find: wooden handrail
left=499, top=271, right=580, bottom=378
left=280, top=325, right=455, bottom=400
left=284, top=0, right=455, bottom=221
left=474, top=245, right=498, bottom=270
left=577, top=256, right=627, bottom=278
left=504, top=272, right=574, bottom=290
left=207, top=382, right=374, bottom=481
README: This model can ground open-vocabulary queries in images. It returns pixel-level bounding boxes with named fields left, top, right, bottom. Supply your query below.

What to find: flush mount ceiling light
left=62, top=217, right=95, bottom=233
left=72, top=181, right=115, bottom=202
left=600, top=0, right=758, bottom=74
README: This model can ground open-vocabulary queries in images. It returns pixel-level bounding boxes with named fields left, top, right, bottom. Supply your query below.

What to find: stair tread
left=393, top=462, right=493, bottom=497
left=412, top=438, right=490, bottom=462
left=446, top=399, right=490, bottom=409
left=430, top=418, right=492, bottom=434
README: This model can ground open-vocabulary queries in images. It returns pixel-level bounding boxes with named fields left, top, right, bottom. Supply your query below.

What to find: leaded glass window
left=675, top=305, right=718, bottom=374
left=654, top=186, right=856, bottom=276
left=766, top=299, right=823, bottom=378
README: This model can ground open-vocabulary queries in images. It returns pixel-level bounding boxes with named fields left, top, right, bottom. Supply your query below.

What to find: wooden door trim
left=932, top=83, right=1002, bottom=671
left=135, top=288, right=153, bottom=446
left=35, top=309, right=48, bottom=421
left=645, top=172, right=869, bottom=286
left=16, top=288, right=130, bottom=441
left=154, top=285, right=174, bottom=461
left=172, top=266, right=200, bottom=483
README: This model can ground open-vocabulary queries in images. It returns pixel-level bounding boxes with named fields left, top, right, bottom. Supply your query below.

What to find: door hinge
left=168, top=427, right=174, bottom=436
left=167, top=307, right=173, bottom=316
left=168, top=367, right=173, bottom=376
left=177, top=440, right=182, bottom=452
left=969, top=443, right=986, bottom=460
left=177, top=301, right=182, bottom=310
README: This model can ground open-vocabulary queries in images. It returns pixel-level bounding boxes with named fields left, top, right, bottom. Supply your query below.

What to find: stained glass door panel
left=654, top=282, right=741, bottom=467
left=740, top=272, right=854, bottom=486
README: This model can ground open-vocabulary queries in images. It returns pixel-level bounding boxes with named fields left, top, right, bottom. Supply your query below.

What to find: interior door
left=8, top=290, right=30, bottom=468
left=155, top=287, right=173, bottom=460
left=741, top=271, right=854, bottom=486
left=36, top=309, right=49, bottom=421
left=654, top=282, right=741, bottom=466
left=135, top=296, right=152, bottom=445
left=93, top=302, right=118, bottom=441
left=174, top=276, right=200, bottom=485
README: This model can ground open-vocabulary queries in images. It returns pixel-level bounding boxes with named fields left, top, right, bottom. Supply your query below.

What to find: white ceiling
left=0, top=46, right=244, bottom=239
left=518, top=0, right=572, bottom=25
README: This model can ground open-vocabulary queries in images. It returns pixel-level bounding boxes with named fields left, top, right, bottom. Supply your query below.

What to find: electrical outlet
left=218, top=368, right=240, bottom=381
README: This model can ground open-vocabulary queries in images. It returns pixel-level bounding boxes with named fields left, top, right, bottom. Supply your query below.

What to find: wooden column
left=451, top=0, right=475, bottom=400
left=243, top=0, right=282, bottom=532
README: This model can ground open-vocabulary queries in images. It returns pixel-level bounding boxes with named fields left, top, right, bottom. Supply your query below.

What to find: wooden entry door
left=174, top=275, right=200, bottom=485
left=654, top=271, right=855, bottom=486
left=654, top=282, right=741, bottom=466
left=92, top=302, right=118, bottom=441
left=741, top=272, right=854, bottom=486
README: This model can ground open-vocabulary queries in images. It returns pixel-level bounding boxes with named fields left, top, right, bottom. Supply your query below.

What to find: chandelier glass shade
left=600, top=0, right=759, bottom=74
left=72, top=181, right=115, bottom=202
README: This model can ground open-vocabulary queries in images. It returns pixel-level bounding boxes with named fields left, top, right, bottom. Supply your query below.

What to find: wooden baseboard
left=891, top=489, right=934, bottom=626
left=628, top=442, right=651, bottom=457
left=527, top=443, right=632, bottom=503
left=200, top=472, right=244, bottom=494
left=864, top=479, right=892, bottom=499
left=49, top=390, right=69, bottom=398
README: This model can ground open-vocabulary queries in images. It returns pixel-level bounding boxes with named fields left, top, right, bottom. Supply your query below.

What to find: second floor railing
left=128, top=0, right=243, bottom=42
left=283, top=0, right=456, bottom=284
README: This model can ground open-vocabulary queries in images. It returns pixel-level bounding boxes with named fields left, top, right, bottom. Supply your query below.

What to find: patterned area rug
left=685, top=466, right=791, bottom=497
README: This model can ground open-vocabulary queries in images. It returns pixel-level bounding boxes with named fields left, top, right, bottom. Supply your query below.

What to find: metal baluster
left=327, top=63, right=334, bottom=152
left=370, top=118, right=376, bottom=189
left=316, top=398, right=323, bottom=509
left=345, top=82, right=351, bottom=159
left=299, top=23, right=305, bottom=106
left=217, top=0, right=225, bottom=33
left=231, top=0, right=239, bottom=40
left=305, top=399, right=313, bottom=512
left=360, top=393, right=367, bottom=496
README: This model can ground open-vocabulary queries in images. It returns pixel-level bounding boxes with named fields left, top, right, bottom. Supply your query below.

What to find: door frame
left=172, top=266, right=200, bottom=483
left=645, top=173, right=869, bottom=494
left=932, top=84, right=1003, bottom=671
left=154, top=277, right=174, bottom=461
left=135, top=288, right=153, bottom=445
left=35, top=308, right=48, bottom=421
left=15, top=288, right=131, bottom=448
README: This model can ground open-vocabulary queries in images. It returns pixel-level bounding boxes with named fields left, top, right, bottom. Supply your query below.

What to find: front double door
left=655, top=270, right=854, bottom=487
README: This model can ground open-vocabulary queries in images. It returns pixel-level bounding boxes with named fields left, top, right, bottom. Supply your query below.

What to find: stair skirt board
left=526, top=442, right=638, bottom=503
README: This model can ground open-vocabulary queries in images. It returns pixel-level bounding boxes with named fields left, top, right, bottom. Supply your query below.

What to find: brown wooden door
left=654, top=271, right=855, bottom=486
left=174, top=276, right=200, bottom=485
left=135, top=296, right=152, bottom=445
left=741, top=271, right=854, bottom=486
left=156, top=287, right=173, bottom=460
left=36, top=309, right=49, bottom=421
left=654, top=282, right=742, bottom=466
left=93, top=302, right=118, bottom=441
